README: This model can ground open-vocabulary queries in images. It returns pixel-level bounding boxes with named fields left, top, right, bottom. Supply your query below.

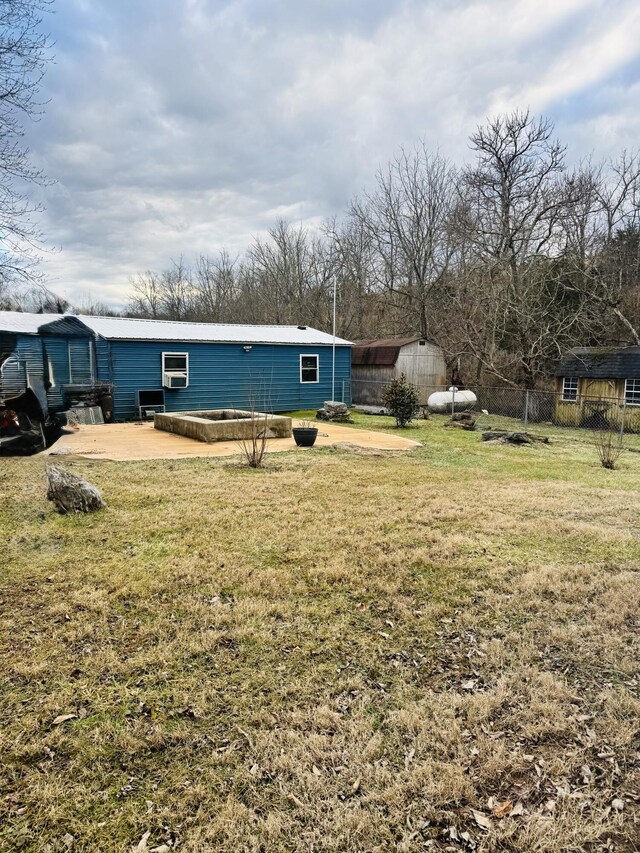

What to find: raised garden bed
left=154, top=409, right=292, bottom=443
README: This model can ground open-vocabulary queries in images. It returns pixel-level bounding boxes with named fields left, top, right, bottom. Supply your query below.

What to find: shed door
left=581, top=379, right=617, bottom=429
left=583, top=379, right=615, bottom=400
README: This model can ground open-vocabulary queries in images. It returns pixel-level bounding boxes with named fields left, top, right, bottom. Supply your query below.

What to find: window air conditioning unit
left=163, top=372, right=188, bottom=389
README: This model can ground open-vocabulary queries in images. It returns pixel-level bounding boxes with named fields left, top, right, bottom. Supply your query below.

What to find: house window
left=162, top=352, right=189, bottom=388
left=624, top=378, right=640, bottom=406
left=561, top=377, right=578, bottom=402
left=300, top=354, right=319, bottom=383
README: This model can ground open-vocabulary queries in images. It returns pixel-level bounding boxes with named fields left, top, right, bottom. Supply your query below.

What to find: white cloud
left=26, top=0, right=640, bottom=306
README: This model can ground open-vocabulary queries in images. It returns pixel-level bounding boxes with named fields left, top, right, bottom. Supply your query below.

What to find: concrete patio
left=42, top=419, right=421, bottom=461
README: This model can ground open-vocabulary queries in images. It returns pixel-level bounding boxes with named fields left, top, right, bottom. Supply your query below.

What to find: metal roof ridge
left=80, top=314, right=319, bottom=330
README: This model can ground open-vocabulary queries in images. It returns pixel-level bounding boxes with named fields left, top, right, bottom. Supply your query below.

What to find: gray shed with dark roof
left=351, top=337, right=446, bottom=405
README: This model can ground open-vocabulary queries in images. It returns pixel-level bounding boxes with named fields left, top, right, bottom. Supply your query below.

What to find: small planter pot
left=292, top=427, right=318, bottom=447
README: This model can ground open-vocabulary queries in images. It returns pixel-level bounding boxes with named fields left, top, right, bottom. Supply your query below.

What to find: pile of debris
left=316, top=400, right=353, bottom=423
left=443, top=412, right=476, bottom=431
left=1, top=388, right=51, bottom=455
left=482, top=430, right=549, bottom=445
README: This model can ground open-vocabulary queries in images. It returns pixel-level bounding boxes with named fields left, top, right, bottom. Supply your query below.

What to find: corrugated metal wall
left=41, top=336, right=71, bottom=410
left=0, top=334, right=44, bottom=398
left=108, top=340, right=352, bottom=420
left=2, top=332, right=108, bottom=415
left=350, top=365, right=394, bottom=405
left=68, top=339, right=94, bottom=384
left=95, top=337, right=112, bottom=383
left=395, top=341, right=446, bottom=403
left=352, top=341, right=446, bottom=405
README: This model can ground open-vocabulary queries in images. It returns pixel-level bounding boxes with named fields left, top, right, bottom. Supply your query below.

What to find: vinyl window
left=300, top=354, right=319, bottom=384
left=561, top=377, right=578, bottom=402
left=624, top=378, right=640, bottom=406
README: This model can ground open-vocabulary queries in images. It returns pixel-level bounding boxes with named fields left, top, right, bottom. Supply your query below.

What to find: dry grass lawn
left=2, top=412, right=640, bottom=852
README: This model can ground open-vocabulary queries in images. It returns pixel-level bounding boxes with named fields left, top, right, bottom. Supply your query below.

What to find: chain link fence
left=350, top=378, right=640, bottom=436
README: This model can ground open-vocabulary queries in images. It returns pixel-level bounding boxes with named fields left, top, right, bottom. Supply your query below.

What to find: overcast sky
left=28, top=0, right=640, bottom=308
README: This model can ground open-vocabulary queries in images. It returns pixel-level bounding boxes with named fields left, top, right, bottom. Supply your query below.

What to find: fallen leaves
left=132, top=831, right=151, bottom=852
left=490, top=798, right=513, bottom=818
left=52, top=713, right=77, bottom=726
left=131, top=831, right=172, bottom=853
left=509, top=801, right=525, bottom=817
left=469, top=808, right=491, bottom=831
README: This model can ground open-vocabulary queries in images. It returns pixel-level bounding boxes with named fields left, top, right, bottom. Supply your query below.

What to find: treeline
left=12, top=110, right=640, bottom=389
left=125, top=111, right=640, bottom=389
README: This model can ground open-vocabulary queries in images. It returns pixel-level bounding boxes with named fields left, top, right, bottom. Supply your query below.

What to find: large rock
left=316, top=401, right=353, bottom=422
left=46, top=466, right=106, bottom=514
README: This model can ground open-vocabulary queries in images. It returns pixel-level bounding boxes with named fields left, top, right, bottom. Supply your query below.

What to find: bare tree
left=236, top=408, right=270, bottom=469
left=119, top=113, right=640, bottom=390
left=246, top=220, right=333, bottom=328
left=127, top=257, right=195, bottom=320
left=579, top=153, right=640, bottom=343
left=128, top=270, right=163, bottom=318
left=0, top=0, right=53, bottom=294
left=455, top=110, right=582, bottom=387
left=192, top=250, right=238, bottom=322
left=349, top=145, right=455, bottom=339
left=323, top=216, right=386, bottom=340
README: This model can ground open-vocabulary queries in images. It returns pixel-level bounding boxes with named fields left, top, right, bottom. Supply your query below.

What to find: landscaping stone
left=316, top=401, right=353, bottom=422
left=46, top=466, right=105, bottom=514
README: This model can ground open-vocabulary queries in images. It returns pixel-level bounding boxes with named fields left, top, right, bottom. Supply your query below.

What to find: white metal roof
left=0, top=311, right=65, bottom=334
left=0, top=311, right=352, bottom=346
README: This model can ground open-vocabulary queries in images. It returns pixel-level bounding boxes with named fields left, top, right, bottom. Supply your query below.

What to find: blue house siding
left=2, top=313, right=353, bottom=424
left=68, top=338, right=94, bottom=385
left=2, top=330, right=109, bottom=417
left=42, top=335, right=106, bottom=411
left=108, top=340, right=351, bottom=420
left=0, top=332, right=51, bottom=414
left=41, top=336, right=71, bottom=411
left=0, top=333, right=43, bottom=397
left=95, top=337, right=112, bottom=383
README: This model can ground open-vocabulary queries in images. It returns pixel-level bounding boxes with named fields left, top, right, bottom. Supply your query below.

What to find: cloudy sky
left=27, top=0, right=640, bottom=308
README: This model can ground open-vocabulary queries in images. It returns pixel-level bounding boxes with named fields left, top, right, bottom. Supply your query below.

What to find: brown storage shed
left=351, top=337, right=446, bottom=405
left=554, top=346, right=640, bottom=430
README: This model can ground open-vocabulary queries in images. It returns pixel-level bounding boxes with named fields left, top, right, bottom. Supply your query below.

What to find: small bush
left=238, top=409, right=269, bottom=468
left=381, top=373, right=420, bottom=428
left=593, top=426, right=623, bottom=470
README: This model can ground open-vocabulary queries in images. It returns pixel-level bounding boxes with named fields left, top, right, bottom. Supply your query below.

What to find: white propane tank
left=427, top=386, right=478, bottom=413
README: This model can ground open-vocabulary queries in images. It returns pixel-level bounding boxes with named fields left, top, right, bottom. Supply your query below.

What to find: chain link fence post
left=523, top=390, right=529, bottom=429
left=620, top=397, right=627, bottom=445
left=451, top=385, right=456, bottom=417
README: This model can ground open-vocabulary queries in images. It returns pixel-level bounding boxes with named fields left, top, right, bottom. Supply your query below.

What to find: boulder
left=46, top=466, right=105, bottom=514
left=316, top=400, right=353, bottom=422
